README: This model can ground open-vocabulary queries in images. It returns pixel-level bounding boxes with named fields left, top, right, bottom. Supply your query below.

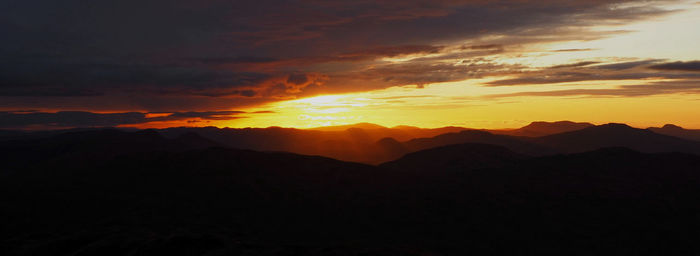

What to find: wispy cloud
left=484, top=81, right=700, bottom=98
left=0, top=110, right=275, bottom=129
left=649, top=61, right=700, bottom=71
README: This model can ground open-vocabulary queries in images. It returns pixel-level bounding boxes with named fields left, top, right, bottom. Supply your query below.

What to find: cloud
left=372, top=95, right=438, bottom=100
left=550, top=61, right=602, bottom=69
left=339, top=45, right=445, bottom=59
left=182, top=56, right=280, bottom=65
left=483, top=81, right=700, bottom=98
left=0, top=110, right=259, bottom=129
left=0, top=58, right=274, bottom=97
left=592, top=60, right=661, bottom=71
left=466, top=44, right=503, bottom=50
left=0, top=111, right=148, bottom=129
left=649, top=61, right=700, bottom=71
left=551, top=48, right=596, bottom=52
left=159, top=111, right=246, bottom=121
left=0, top=0, right=683, bottom=112
left=324, top=58, right=519, bottom=91
left=486, top=72, right=666, bottom=86
left=287, top=73, right=309, bottom=85
left=486, top=59, right=700, bottom=86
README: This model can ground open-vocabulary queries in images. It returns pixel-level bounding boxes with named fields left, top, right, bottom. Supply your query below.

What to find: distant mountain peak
left=308, top=122, right=387, bottom=131
left=535, top=122, right=700, bottom=154
left=457, top=129, right=492, bottom=135
left=598, top=123, right=633, bottom=129
left=524, top=120, right=592, bottom=128
left=349, top=122, right=387, bottom=128
left=649, top=124, right=700, bottom=142
left=662, top=124, right=683, bottom=129
left=376, top=137, right=400, bottom=144
left=392, top=125, right=420, bottom=129
left=490, top=120, right=593, bottom=137
left=570, top=123, right=644, bottom=135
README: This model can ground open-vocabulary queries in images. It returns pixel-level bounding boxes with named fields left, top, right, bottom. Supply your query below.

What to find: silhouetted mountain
left=381, top=143, right=527, bottom=172
left=160, top=126, right=371, bottom=161
left=649, top=124, right=700, bottom=141
left=0, top=127, right=121, bottom=141
left=0, top=129, right=219, bottom=171
left=387, top=125, right=468, bottom=139
left=309, top=123, right=467, bottom=139
left=158, top=125, right=468, bottom=164
left=0, top=129, right=25, bottom=140
left=153, top=123, right=700, bottom=165
left=534, top=123, right=700, bottom=154
left=403, top=129, right=558, bottom=156
left=373, top=137, right=410, bottom=163
left=308, top=122, right=388, bottom=131
left=490, top=121, right=594, bottom=137
left=171, top=131, right=221, bottom=149
left=6, top=122, right=700, bottom=168
left=3, top=130, right=700, bottom=254
left=0, top=138, right=386, bottom=255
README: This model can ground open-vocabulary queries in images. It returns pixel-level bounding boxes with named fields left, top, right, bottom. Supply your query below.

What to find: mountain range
left=4, top=121, right=700, bottom=165
left=153, top=121, right=700, bottom=163
left=3, top=121, right=700, bottom=255
left=2, top=128, right=700, bottom=255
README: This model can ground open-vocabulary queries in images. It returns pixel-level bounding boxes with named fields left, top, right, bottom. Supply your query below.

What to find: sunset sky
left=2, top=0, right=700, bottom=129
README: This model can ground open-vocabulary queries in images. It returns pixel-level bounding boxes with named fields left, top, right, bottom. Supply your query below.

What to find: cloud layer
left=1, top=0, right=697, bottom=128
left=0, top=110, right=259, bottom=129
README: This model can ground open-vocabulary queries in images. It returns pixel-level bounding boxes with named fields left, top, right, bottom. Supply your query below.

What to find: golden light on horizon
left=226, top=77, right=700, bottom=130
left=218, top=3, right=700, bottom=130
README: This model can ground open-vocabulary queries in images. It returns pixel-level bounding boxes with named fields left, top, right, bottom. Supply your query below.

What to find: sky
left=1, top=0, right=700, bottom=129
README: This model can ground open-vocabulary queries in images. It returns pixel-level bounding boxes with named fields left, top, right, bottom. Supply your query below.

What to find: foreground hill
left=380, top=143, right=527, bottom=171
left=3, top=130, right=700, bottom=255
left=0, top=129, right=219, bottom=172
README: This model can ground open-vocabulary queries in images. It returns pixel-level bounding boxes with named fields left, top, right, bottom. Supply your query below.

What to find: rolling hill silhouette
left=0, top=129, right=219, bottom=172
left=307, top=122, right=389, bottom=131
left=3, top=128, right=700, bottom=255
left=649, top=124, right=700, bottom=142
left=380, top=143, right=527, bottom=172
left=402, top=129, right=558, bottom=156
left=157, top=125, right=471, bottom=164
left=158, top=122, right=700, bottom=164
left=490, top=121, right=594, bottom=137
left=5, top=122, right=700, bottom=167
left=309, top=122, right=467, bottom=138
left=533, top=123, right=700, bottom=154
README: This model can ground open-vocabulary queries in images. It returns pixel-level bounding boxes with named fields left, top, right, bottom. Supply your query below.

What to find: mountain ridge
left=4, top=121, right=700, bottom=165
left=3, top=131, right=700, bottom=255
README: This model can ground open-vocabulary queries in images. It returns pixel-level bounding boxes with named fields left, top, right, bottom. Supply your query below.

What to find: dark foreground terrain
left=2, top=129, right=700, bottom=255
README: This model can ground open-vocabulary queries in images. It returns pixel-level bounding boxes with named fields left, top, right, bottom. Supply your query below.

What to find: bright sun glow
left=294, top=95, right=346, bottom=105
left=214, top=3, right=700, bottom=130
